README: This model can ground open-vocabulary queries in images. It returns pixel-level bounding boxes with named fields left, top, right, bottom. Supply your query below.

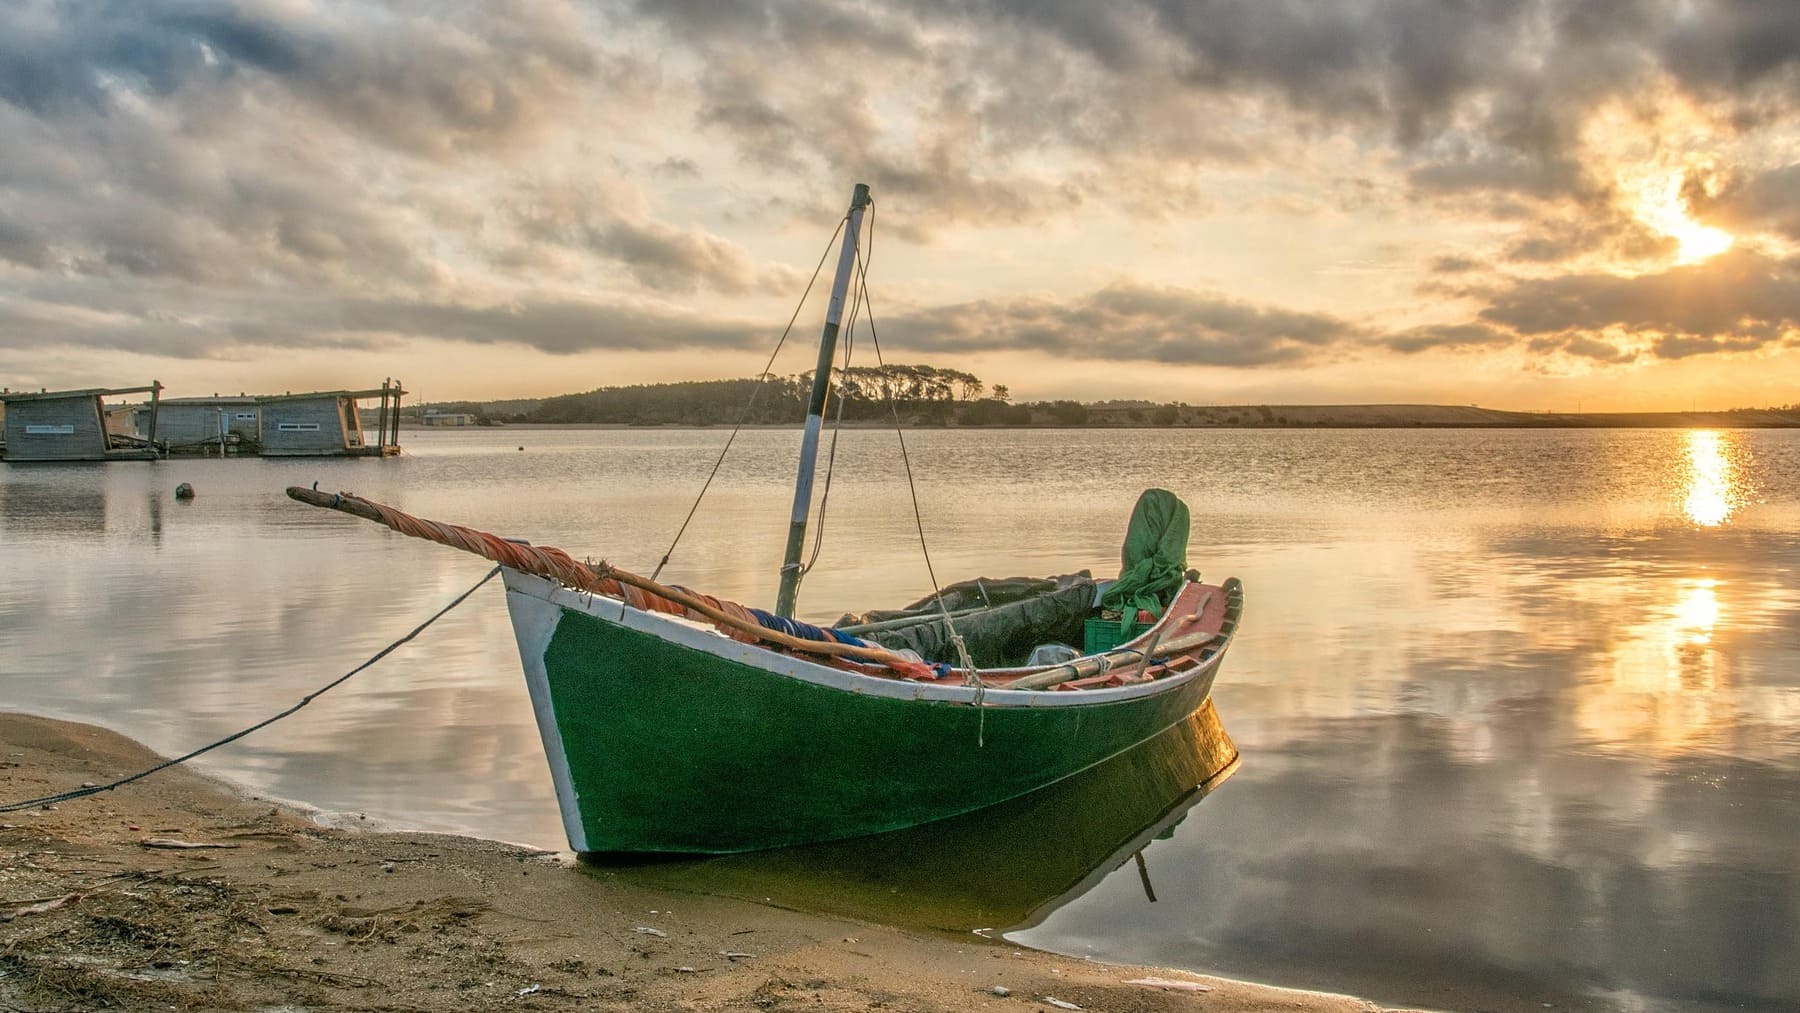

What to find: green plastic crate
left=1083, top=615, right=1137, bottom=655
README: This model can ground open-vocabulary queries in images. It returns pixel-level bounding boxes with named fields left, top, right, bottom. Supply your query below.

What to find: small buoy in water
left=174, top=482, right=195, bottom=500
left=518, top=446, right=525, bottom=451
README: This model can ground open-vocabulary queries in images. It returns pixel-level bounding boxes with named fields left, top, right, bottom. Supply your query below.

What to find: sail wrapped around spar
left=284, top=486, right=951, bottom=679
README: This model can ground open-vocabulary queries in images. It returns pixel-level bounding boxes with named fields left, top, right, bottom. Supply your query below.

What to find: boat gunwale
left=500, top=569, right=1241, bottom=708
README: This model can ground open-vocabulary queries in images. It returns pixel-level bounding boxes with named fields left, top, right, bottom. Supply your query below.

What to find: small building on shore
left=420, top=411, right=477, bottom=427
left=0, top=384, right=163, bottom=462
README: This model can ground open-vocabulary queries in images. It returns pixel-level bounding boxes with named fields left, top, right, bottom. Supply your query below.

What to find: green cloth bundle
left=1098, top=488, right=1191, bottom=632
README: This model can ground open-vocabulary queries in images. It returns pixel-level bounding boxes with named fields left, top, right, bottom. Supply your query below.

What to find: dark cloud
left=1697, top=163, right=1800, bottom=241
left=1660, top=0, right=1800, bottom=95
left=640, top=0, right=1800, bottom=226
left=0, top=286, right=761, bottom=359
left=0, top=212, right=48, bottom=269
left=1650, top=331, right=1775, bottom=360
left=1501, top=214, right=1676, bottom=265
left=1395, top=245, right=1800, bottom=365
left=1382, top=322, right=1515, bottom=355
left=1, top=0, right=1795, bottom=381
left=322, top=296, right=757, bottom=356
left=499, top=180, right=775, bottom=294
left=1561, top=334, right=1637, bottom=363
left=882, top=284, right=1363, bottom=367
left=0, top=1, right=597, bottom=155
left=1479, top=249, right=1800, bottom=340
left=1429, top=255, right=1484, bottom=275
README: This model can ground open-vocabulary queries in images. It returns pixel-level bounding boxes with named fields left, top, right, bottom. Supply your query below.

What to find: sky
left=2, top=0, right=1798, bottom=411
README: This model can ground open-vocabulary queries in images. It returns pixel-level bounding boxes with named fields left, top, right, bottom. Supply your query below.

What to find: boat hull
left=503, top=569, right=1237, bottom=854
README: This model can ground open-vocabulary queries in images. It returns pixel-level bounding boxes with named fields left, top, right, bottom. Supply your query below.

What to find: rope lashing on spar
left=283, top=486, right=955, bottom=682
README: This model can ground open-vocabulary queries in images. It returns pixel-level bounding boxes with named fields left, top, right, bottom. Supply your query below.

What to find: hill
left=412, top=371, right=1800, bottom=429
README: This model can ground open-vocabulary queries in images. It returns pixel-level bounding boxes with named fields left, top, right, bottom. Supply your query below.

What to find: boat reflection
left=586, top=700, right=1239, bottom=934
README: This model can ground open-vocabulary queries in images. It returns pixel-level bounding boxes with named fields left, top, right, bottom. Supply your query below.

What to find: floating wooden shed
left=153, top=396, right=263, bottom=454
left=0, top=383, right=163, bottom=462
left=258, top=381, right=405, bottom=457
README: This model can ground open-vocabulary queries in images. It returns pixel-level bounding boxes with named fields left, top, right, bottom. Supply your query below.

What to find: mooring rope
left=0, top=567, right=502, bottom=814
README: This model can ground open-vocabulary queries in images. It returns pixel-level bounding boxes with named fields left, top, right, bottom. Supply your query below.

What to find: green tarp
left=1097, top=488, right=1190, bottom=623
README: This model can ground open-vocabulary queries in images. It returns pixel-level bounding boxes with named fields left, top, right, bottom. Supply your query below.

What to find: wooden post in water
left=376, top=378, right=390, bottom=453
left=146, top=380, right=162, bottom=455
left=776, top=183, right=871, bottom=618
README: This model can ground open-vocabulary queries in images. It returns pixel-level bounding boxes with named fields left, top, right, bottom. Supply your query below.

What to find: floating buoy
left=518, top=446, right=525, bottom=451
left=174, top=483, right=195, bottom=500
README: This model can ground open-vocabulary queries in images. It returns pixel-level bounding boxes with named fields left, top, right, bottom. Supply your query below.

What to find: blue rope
left=744, top=607, right=874, bottom=649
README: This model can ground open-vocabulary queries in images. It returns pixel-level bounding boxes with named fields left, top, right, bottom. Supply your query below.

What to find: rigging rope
left=800, top=203, right=872, bottom=579
left=649, top=217, right=849, bottom=584
left=848, top=208, right=986, bottom=743
left=0, top=567, right=502, bottom=814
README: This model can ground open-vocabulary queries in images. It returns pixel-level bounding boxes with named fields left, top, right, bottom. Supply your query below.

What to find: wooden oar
left=1000, top=629, right=1219, bottom=691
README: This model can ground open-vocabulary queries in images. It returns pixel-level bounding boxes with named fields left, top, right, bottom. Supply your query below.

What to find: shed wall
left=2, top=397, right=107, bottom=461
left=260, top=397, right=349, bottom=455
left=158, top=405, right=260, bottom=447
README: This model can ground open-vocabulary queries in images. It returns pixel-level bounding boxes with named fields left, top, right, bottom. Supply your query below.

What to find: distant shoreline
left=435, top=404, right=1800, bottom=431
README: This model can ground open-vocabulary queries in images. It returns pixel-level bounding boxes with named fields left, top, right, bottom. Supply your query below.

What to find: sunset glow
left=1635, top=173, right=1735, bottom=264
left=0, top=2, right=1797, bottom=410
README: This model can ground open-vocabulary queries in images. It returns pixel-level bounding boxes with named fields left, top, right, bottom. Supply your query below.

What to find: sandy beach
left=0, top=712, right=1408, bottom=1012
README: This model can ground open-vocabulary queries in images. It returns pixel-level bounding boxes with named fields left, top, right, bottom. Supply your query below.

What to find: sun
left=1635, top=172, right=1734, bottom=264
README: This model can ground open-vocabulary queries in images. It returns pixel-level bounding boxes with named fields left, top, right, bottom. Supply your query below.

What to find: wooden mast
left=775, top=183, right=871, bottom=618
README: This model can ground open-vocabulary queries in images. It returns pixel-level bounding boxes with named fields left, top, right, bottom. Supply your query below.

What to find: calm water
left=3, top=427, right=1798, bottom=1012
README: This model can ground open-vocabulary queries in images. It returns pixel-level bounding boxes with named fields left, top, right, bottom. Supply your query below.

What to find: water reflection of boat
left=590, top=702, right=1238, bottom=935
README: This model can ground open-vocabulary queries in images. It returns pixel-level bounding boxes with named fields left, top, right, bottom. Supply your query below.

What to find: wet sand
left=0, top=713, right=1407, bottom=1012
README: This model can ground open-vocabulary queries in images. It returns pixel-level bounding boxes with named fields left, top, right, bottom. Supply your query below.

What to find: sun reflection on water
left=1682, top=430, right=1740, bottom=527
left=1581, top=577, right=1731, bottom=756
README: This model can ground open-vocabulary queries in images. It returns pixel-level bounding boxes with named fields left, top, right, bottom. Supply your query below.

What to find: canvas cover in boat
left=836, top=573, right=1098, bottom=668
left=1097, top=488, right=1190, bottom=618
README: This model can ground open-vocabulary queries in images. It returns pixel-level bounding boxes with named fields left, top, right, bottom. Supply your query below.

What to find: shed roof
left=0, top=383, right=161, bottom=403
left=159, top=396, right=262, bottom=405
left=259, top=387, right=405, bottom=403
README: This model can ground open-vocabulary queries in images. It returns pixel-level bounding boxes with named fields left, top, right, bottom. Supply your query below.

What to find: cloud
left=1696, top=163, right=1800, bottom=241
left=0, top=285, right=765, bottom=360
left=1500, top=213, right=1676, bottom=265
left=498, top=177, right=792, bottom=294
left=1478, top=248, right=1800, bottom=345
left=881, top=284, right=1364, bottom=367
left=0, top=1, right=598, bottom=155
left=643, top=0, right=1798, bottom=218
left=1382, top=322, right=1515, bottom=355
left=1428, top=255, right=1485, bottom=275
left=2, top=0, right=1797, bottom=396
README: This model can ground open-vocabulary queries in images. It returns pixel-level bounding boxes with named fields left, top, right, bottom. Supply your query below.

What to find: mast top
left=851, top=183, right=871, bottom=210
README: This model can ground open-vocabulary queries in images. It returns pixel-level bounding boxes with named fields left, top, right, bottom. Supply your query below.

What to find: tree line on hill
left=466, top=364, right=1059, bottom=426
left=419, top=365, right=1800, bottom=429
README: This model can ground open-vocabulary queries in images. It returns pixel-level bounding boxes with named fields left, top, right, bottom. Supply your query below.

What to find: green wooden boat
left=502, top=568, right=1241, bottom=853
left=291, top=183, right=1244, bottom=855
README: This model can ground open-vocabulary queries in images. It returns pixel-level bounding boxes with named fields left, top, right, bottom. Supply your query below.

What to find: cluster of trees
left=483, top=364, right=1018, bottom=426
